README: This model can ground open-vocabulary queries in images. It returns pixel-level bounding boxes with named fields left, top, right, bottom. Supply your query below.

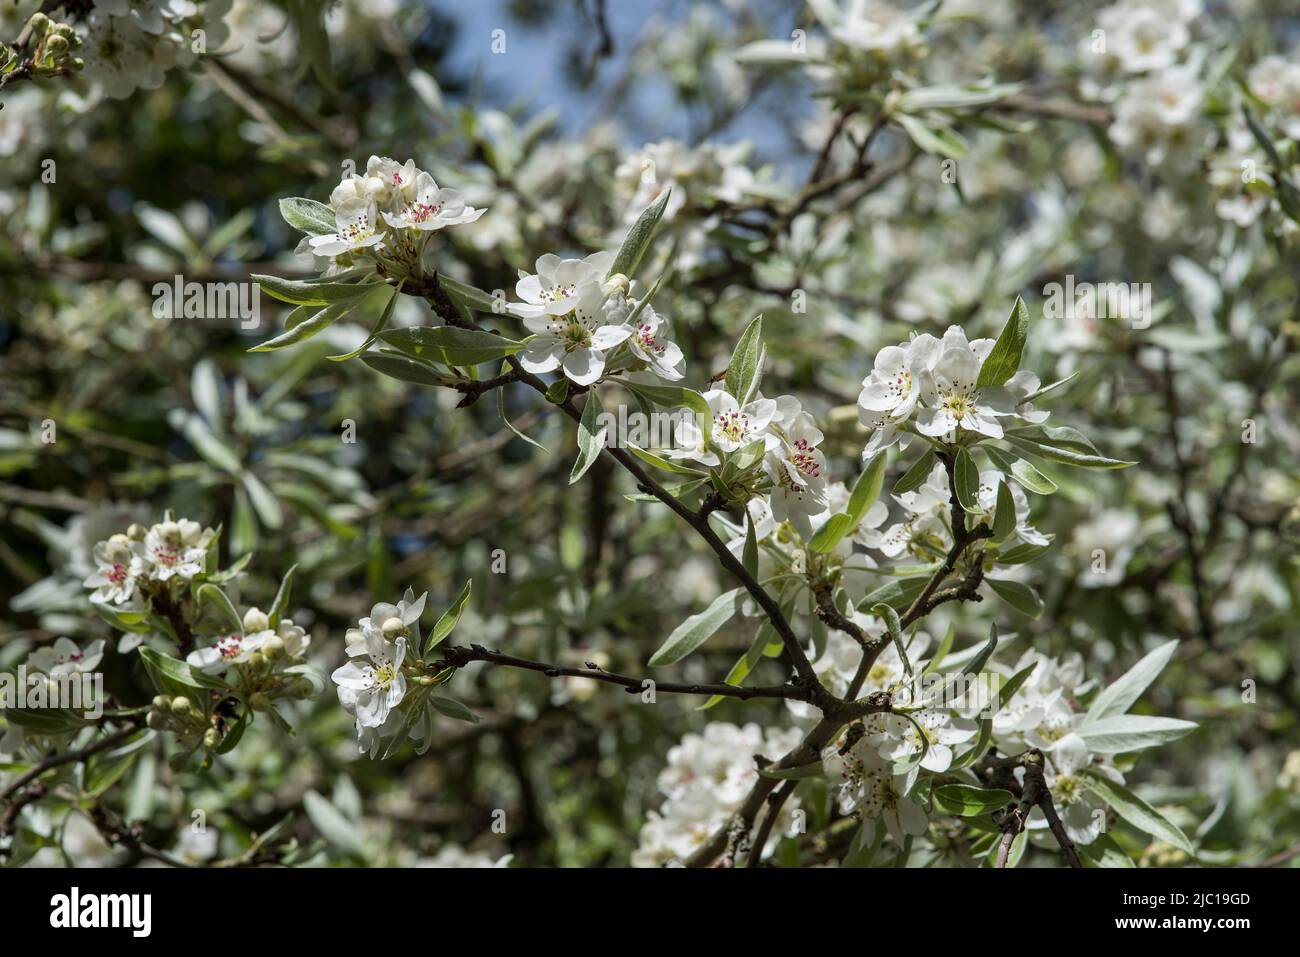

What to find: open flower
left=186, top=629, right=273, bottom=674
left=28, top=637, right=106, bottom=676
left=830, top=745, right=928, bottom=843
left=332, top=629, right=408, bottom=729
left=309, top=197, right=386, bottom=258
left=132, top=518, right=212, bottom=581
left=858, top=336, right=935, bottom=422
left=626, top=305, right=685, bottom=381
left=916, top=333, right=1004, bottom=440
left=83, top=535, right=139, bottom=605
left=512, top=252, right=613, bottom=319
left=331, top=594, right=425, bottom=731
left=381, top=171, right=485, bottom=232
left=763, top=407, right=828, bottom=537
left=517, top=285, right=631, bottom=386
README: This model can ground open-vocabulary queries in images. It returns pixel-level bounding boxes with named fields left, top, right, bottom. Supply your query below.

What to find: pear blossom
left=828, top=743, right=928, bottom=843
left=670, top=389, right=777, bottom=467
left=331, top=593, right=425, bottom=733
left=380, top=171, right=485, bottom=232
left=916, top=328, right=1004, bottom=440
left=132, top=518, right=212, bottom=581
left=186, top=629, right=272, bottom=674
left=27, top=637, right=106, bottom=676
left=626, top=305, right=685, bottom=381
left=309, top=197, right=387, bottom=258
left=864, top=709, right=977, bottom=773
left=83, top=535, right=139, bottom=605
left=512, top=252, right=612, bottom=319
left=857, top=336, right=934, bottom=422
left=763, top=407, right=828, bottom=537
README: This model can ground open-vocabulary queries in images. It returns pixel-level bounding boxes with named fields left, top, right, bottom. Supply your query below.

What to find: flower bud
left=290, top=678, right=315, bottom=699
left=262, top=635, right=286, bottom=659
left=242, top=607, right=270, bottom=633
left=127, top=523, right=147, bottom=541
left=152, top=694, right=172, bottom=710
left=249, top=692, right=271, bottom=712
left=28, top=12, right=48, bottom=36
left=381, top=617, right=407, bottom=640
left=146, top=711, right=166, bottom=730
left=170, top=696, right=192, bottom=715
left=203, top=728, right=221, bottom=748
left=248, top=651, right=266, bottom=670
left=45, top=34, right=68, bottom=56
left=602, top=273, right=630, bottom=297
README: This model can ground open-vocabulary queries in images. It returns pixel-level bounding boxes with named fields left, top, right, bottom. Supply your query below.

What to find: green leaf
left=932, top=784, right=1015, bottom=817
left=439, top=275, right=506, bottom=315
left=724, top=315, right=765, bottom=405
left=1084, top=640, right=1179, bottom=724
left=254, top=274, right=376, bottom=307
left=742, top=516, right=759, bottom=578
left=240, top=472, right=283, bottom=529
left=2, top=708, right=90, bottom=734
left=976, top=296, right=1029, bottom=389
left=892, top=449, right=936, bottom=495
left=758, top=761, right=826, bottom=781
left=894, top=112, right=969, bottom=158
left=328, top=281, right=403, bottom=361
left=379, top=326, right=527, bottom=366
left=809, top=452, right=885, bottom=553
left=138, top=646, right=227, bottom=693
left=360, top=353, right=458, bottom=387
left=545, top=378, right=570, bottom=404
left=871, top=603, right=907, bottom=674
left=861, top=576, right=931, bottom=611
left=278, top=197, right=335, bottom=236
left=429, top=695, right=481, bottom=723
left=990, top=481, right=1016, bottom=543
left=609, top=188, right=671, bottom=279
left=648, top=588, right=742, bottom=667
left=1004, top=434, right=1136, bottom=470
left=1076, top=715, right=1197, bottom=754
left=1077, top=833, right=1136, bottom=868
left=250, top=299, right=357, bottom=352
left=196, top=583, right=243, bottom=633
left=992, top=541, right=1052, bottom=564
left=985, top=578, right=1043, bottom=617
left=1079, top=771, right=1194, bottom=855
left=426, top=579, right=472, bottom=653
left=622, top=382, right=711, bottom=417
left=268, top=564, right=298, bottom=629
left=1243, top=105, right=1282, bottom=169
left=626, top=443, right=705, bottom=476
left=303, top=790, right=366, bottom=859
left=570, top=391, right=608, bottom=484
left=954, top=448, right=980, bottom=512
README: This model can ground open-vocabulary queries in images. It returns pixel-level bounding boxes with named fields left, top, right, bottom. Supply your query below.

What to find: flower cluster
left=78, top=0, right=233, bottom=101
left=633, top=722, right=804, bottom=867
left=330, top=588, right=475, bottom=760
left=84, top=515, right=215, bottom=613
left=857, top=325, right=1047, bottom=454
left=307, top=155, right=485, bottom=275
left=508, top=252, right=685, bottom=387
